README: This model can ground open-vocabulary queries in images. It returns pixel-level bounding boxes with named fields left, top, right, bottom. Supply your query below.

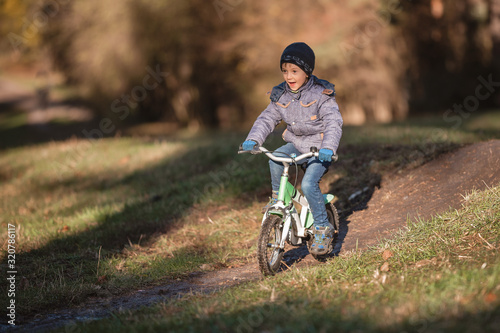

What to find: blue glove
left=318, top=148, right=333, bottom=162
left=242, top=140, right=257, bottom=151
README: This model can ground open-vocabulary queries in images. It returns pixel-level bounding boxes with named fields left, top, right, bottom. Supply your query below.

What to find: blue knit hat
left=280, top=42, right=315, bottom=76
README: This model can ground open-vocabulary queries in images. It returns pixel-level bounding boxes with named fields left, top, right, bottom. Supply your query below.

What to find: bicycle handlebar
left=238, top=145, right=338, bottom=163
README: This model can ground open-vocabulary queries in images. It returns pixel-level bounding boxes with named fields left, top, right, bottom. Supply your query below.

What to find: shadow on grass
left=0, top=99, right=105, bottom=151
left=0, top=95, right=34, bottom=112
left=0, top=93, right=148, bottom=151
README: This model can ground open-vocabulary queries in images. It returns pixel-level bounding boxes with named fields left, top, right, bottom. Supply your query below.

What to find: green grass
left=0, top=132, right=271, bottom=314
left=0, top=109, right=499, bottom=318
left=59, top=184, right=500, bottom=332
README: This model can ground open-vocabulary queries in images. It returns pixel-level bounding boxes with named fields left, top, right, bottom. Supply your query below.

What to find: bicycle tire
left=327, top=202, right=340, bottom=233
left=257, top=215, right=284, bottom=276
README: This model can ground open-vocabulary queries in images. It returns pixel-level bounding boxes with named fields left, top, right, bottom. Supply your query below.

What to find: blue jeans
left=269, top=143, right=331, bottom=227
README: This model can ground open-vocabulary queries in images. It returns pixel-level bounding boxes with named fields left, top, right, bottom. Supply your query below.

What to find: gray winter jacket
left=246, top=76, right=343, bottom=154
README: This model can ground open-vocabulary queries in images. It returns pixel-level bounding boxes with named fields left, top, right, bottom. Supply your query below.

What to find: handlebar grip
left=237, top=146, right=261, bottom=155
left=237, top=143, right=254, bottom=154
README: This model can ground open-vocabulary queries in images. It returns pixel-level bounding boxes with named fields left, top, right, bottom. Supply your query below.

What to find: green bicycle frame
left=276, top=174, right=336, bottom=229
left=277, top=174, right=295, bottom=205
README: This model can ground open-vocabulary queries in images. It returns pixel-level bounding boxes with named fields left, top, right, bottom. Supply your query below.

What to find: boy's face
left=281, top=63, right=308, bottom=91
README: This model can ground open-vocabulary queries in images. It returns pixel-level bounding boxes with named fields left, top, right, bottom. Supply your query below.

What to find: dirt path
left=7, top=140, right=498, bottom=333
left=341, top=140, right=500, bottom=251
left=8, top=264, right=262, bottom=333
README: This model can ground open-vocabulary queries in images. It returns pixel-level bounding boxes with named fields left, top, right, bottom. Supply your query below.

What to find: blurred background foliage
left=1, top=0, right=499, bottom=129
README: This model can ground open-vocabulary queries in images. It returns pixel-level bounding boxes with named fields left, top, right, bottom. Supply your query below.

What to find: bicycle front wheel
left=257, top=215, right=284, bottom=276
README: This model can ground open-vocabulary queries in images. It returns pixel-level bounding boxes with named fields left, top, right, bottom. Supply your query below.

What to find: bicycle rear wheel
left=257, top=215, right=284, bottom=276
left=306, top=203, right=340, bottom=260
left=326, top=202, right=340, bottom=233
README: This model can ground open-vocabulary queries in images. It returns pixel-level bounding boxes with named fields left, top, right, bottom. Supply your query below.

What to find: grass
left=0, top=108, right=499, bottom=321
left=0, top=132, right=270, bottom=315
left=58, top=184, right=500, bottom=332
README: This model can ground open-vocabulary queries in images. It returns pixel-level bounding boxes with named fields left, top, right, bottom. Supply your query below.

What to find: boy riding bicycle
left=241, top=42, right=343, bottom=256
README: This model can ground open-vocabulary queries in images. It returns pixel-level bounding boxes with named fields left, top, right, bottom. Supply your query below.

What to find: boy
left=241, top=42, right=343, bottom=256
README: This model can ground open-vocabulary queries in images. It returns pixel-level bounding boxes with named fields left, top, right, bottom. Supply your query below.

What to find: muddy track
left=6, top=140, right=499, bottom=333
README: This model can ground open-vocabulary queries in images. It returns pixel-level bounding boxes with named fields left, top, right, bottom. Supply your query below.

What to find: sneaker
left=261, top=192, right=278, bottom=214
left=309, top=225, right=334, bottom=256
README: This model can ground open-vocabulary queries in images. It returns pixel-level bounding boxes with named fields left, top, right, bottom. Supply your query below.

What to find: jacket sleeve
left=245, top=102, right=282, bottom=146
left=318, top=96, right=343, bottom=154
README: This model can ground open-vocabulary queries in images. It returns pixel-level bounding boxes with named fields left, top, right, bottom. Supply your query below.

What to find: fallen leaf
left=97, top=275, right=107, bottom=284
left=58, top=225, right=70, bottom=233
left=382, top=249, right=393, bottom=261
left=485, top=293, right=497, bottom=304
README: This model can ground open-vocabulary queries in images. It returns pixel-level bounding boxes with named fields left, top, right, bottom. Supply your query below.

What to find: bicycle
left=238, top=145, right=340, bottom=276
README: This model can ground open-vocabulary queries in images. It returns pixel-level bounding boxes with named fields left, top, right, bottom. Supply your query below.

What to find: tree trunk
left=490, top=0, right=500, bottom=105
